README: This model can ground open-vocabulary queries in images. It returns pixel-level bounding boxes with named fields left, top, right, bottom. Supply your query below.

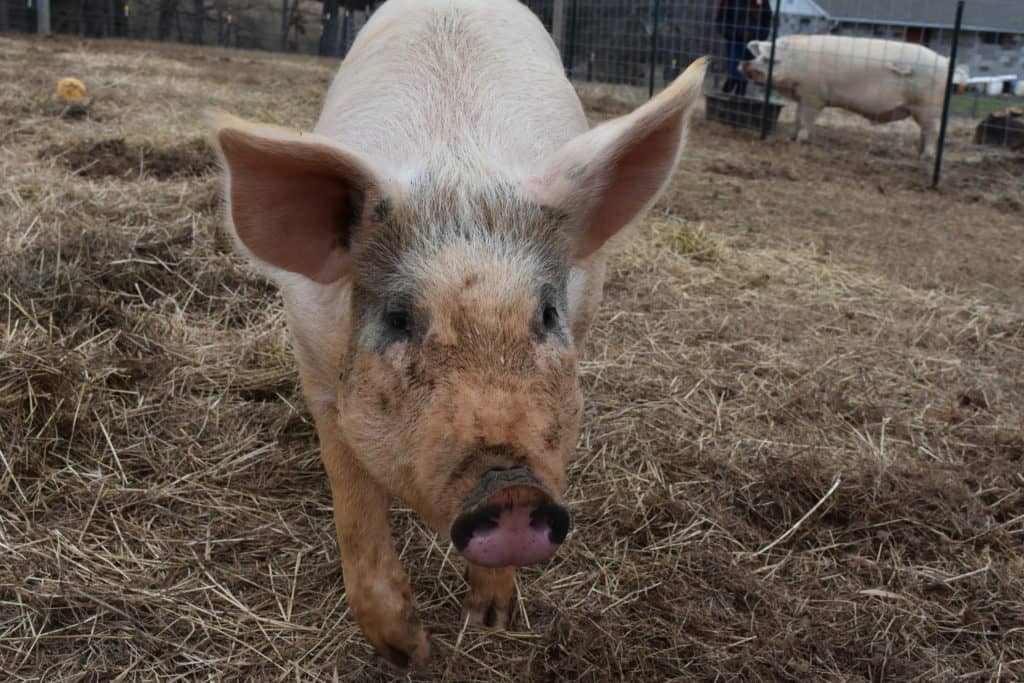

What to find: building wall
left=960, top=31, right=1024, bottom=75
left=778, top=0, right=825, bottom=19
left=779, top=15, right=829, bottom=35
left=837, top=24, right=1024, bottom=76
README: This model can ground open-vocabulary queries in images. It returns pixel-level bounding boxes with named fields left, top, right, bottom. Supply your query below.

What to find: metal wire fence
left=3, top=0, right=1022, bottom=158
left=0, top=0, right=372, bottom=54
left=533, top=0, right=1023, bottom=173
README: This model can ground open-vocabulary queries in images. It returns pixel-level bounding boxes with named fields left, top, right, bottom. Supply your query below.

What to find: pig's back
left=315, top=0, right=587, bottom=180
left=784, top=35, right=946, bottom=85
left=781, top=35, right=948, bottom=109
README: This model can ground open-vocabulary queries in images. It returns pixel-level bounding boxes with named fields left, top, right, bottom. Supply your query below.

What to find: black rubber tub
left=705, top=93, right=784, bottom=133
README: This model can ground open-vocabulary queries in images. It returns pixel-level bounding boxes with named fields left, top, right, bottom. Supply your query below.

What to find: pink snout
left=450, top=467, right=570, bottom=568
left=740, top=62, right=766, bottom=83
left=452, top=500, right=569, bottom=568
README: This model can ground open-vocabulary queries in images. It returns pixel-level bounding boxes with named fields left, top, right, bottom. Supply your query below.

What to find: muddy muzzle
left=450, top=466, right=570, bottom=568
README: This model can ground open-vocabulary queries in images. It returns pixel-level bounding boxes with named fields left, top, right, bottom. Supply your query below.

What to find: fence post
left=339, top=10, right=350, bottom=58
left=37, top=0, right=51, bottom=35
left=564, top=0, right=578, bottom=77
left=759, top=0, right=782, bottom=140
left=932, top=0, right=964, bottom=190
left=647, top=0, right=661, bottom=98
left=552, top=0, right=566, bottom=53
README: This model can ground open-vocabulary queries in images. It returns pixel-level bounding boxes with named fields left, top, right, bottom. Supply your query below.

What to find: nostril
left=451, top=505, right=502, bottom=551
left=475, top=515, right=499, bottom=534
left=531, top=502, right=571, bottom=545
left=450, top=514, right=475, bottom=551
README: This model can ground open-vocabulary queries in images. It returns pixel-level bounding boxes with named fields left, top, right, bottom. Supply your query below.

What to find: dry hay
left=1, top=35, right=1023, bottom=681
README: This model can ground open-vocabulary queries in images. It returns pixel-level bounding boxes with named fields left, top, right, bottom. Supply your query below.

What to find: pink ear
left=533, top=57, right=707, bottom=259
left=211, top=115, right=386, bottom=283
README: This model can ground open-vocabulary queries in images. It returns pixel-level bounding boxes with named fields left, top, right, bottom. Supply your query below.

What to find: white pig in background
left=740, top=35, right=969, bottom=158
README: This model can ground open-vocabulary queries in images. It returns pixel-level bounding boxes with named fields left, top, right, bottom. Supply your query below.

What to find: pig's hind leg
left=464, top=564, right=517, bottom=629
left=315, top=412, right=431, bottom=669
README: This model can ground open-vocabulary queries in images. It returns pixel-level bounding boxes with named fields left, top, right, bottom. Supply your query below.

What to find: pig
left=740, top=35, right=969, bottom=158
left=210, top=0, right=706, bottom=669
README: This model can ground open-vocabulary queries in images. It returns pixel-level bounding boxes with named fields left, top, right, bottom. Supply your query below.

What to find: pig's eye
left=542, top=304, right=559, bottom=332
left=384, top=309, right=412, bottom=337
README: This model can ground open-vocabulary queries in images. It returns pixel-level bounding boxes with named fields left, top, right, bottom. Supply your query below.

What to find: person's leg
left=721, top=38, right=734, bottom=93
left=727, top=41, right=747, bottom=96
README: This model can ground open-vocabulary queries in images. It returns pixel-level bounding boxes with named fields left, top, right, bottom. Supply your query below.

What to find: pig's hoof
left=463, top=564, right=516, bottom=629
left=464, top=591, right=513, bottom=629
left=354, top=593, right=431, bottom=670
left=371, top=618, right=430, bottom=671
left=376, top=630, right=430, bottom=671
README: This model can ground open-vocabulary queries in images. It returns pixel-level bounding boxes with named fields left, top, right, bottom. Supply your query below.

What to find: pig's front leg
left=464, top=564, right=517, bottom=629
left=915, top=114, right=938, bottom=160
left=794, top=98, right=822, bottom=143
left=315, top=413, right=430, bottom=669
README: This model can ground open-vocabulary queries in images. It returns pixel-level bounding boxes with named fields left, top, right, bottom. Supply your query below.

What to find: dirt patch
left=666, top=117, right=1024, bottom=304
left=705, top=158, right=799, bottom=181
left=39, top=137, right=216, bottom=180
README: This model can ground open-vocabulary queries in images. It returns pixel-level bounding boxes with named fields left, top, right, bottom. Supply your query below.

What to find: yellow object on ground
left=55, top=77, right=88, bottom=101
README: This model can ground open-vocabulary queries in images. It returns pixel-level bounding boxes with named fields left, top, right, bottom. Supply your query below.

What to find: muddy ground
left=1, top=35, right=1022, bottom=681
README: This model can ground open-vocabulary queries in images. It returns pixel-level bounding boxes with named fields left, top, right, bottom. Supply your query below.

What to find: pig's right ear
left=529, top=57, right=707, bottom=260
left=209, top=112, right=387, bottom=283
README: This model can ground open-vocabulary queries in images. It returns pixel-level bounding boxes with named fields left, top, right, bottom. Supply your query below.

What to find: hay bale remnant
left=973, top=108, right=1024, bottom=150
left=55, top=77, right=88, bottom=102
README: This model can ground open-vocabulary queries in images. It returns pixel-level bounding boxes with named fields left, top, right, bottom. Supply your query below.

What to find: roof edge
left=828, top=15, right=1021, bottom=34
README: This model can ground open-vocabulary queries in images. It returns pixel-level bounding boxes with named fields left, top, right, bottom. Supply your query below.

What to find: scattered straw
left=1, top=34, right=1022, bottom=680
left=754, top=475, right=842, bottom=556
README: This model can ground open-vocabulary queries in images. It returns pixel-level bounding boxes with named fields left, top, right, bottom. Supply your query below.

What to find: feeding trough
left=705, top=93, right=783, bottom=133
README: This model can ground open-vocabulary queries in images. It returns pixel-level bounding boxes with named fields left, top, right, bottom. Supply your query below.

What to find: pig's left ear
left=530, top=57, right=707, bottom=259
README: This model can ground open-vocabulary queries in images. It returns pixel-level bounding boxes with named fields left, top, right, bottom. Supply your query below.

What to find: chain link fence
left=3, top=0, right=1022, bottom=159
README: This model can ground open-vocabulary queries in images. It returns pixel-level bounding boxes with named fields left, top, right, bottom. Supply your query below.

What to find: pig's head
left=211, top=58, right=707, bottom=568
left=739, top=40, right=774, bottom=85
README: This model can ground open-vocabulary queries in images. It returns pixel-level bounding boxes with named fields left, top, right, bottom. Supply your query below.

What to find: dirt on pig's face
left=334, top=180, right=584, bottom=534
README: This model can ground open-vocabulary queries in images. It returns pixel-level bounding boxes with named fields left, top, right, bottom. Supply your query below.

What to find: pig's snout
left=740, top=61, right=766, bottom=83
left=450, top=467, right=570, bottom=568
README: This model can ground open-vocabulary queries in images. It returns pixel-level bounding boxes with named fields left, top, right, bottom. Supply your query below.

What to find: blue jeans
left=725, top=40, right=749, bottom=96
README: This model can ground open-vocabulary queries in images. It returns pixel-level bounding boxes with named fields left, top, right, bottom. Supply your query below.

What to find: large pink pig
left=211, top=0, right=706, bottom=668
